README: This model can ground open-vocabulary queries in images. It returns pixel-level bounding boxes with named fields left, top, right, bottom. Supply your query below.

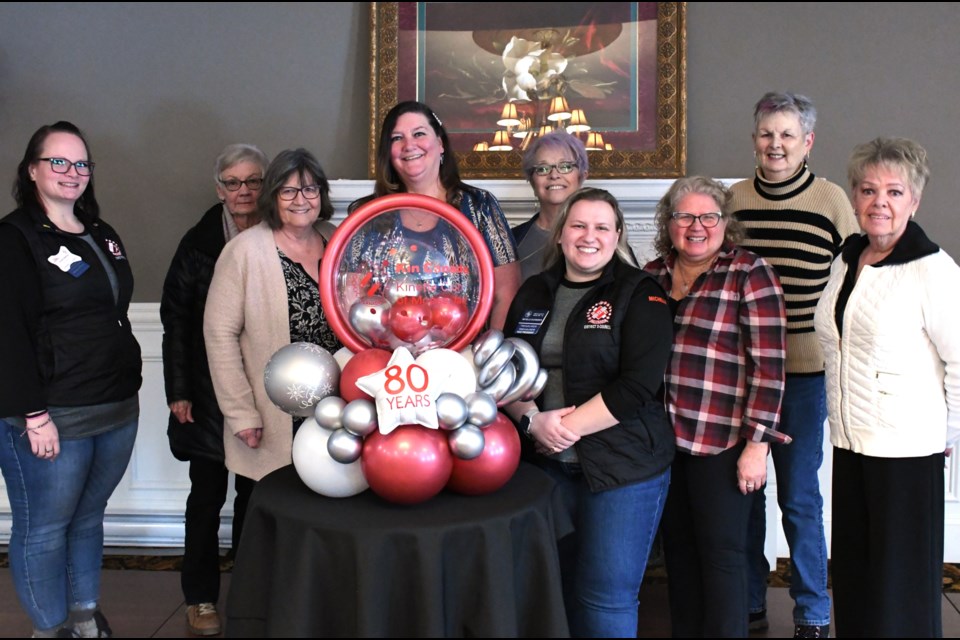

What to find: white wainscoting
left=1, top=179, right=956, bottom=560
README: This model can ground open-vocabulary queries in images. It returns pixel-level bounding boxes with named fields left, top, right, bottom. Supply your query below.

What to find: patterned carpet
left=1, top=553, right=957, bottom=592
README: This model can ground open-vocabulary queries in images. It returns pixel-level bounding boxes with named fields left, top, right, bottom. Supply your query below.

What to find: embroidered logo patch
left=585, top=301, right=612, bottom=325
left=105, top=239, right=125, bottom=259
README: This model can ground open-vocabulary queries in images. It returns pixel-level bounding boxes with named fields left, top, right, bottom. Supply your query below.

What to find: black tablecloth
left=225, top=462, right=570, bottom=637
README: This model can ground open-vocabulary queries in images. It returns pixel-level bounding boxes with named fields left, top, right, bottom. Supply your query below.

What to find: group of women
left=0, top=90, right=955, bottom=639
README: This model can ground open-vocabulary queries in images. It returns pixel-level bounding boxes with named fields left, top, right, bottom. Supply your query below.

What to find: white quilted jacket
left=814, top=249, right=960, bottom=457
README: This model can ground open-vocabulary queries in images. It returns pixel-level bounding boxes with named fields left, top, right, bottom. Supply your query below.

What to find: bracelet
left=22, top=418, right=52, bottom=436
left=25, top=410, right=48, bottom=418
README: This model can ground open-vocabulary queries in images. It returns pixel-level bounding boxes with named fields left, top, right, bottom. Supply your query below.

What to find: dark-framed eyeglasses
left=219, top=177, right=263, bottom=191
left=670, top=212, right=723, bottom=228
left=532, top=161, right=577, bottom=176
left=36, top=157, right=94, bottom=176
left=277, top=185, right=321, bottom=201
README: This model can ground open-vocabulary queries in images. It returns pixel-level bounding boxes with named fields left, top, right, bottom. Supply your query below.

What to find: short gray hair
left=521, top=130, right=589, bottom=182
left=214, top=143, right=268, bottom=184
left=753, top=91, right=817, bottom=136
left=847, top=137, right=930, bottom=199
left=652, top=176, right=744, bottom=258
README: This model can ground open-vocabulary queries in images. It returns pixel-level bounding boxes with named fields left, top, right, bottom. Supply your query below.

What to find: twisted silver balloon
left=472, top=330, right=546, bottom=407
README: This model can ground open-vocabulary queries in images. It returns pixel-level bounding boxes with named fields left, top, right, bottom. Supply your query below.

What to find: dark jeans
left=662, top=443, right=751, bottom=638
left=831, top=447, right=944, bottom=638
left=746, top=374, right=830, bottom=626
left=181, top=458, right=254, bottom=604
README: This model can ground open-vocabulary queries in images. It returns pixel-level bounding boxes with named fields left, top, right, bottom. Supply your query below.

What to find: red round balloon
left=446, top=412, right=521, bottom=496
left=388, top=298, right=432, bottom=343
left=429, top=292, right=468, bottom=341
left=340, top=348, right=392, bottom=403
left=362, top=425, right=453, bottom=504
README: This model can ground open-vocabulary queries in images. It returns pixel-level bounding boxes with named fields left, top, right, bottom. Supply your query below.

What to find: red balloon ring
left=319, top=193, right=495, bottom=354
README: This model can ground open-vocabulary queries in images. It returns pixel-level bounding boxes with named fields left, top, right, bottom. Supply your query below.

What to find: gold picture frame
left=368, top=2, right=686, bottom=179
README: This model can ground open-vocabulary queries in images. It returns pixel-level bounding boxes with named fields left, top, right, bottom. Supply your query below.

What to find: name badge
left=514, top=309, right=549, bottom=335
left=48, top=246, right=90, bottom=278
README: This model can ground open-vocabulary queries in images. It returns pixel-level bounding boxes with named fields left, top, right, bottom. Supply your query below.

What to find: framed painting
left=368, top=2, right=686, bottom=179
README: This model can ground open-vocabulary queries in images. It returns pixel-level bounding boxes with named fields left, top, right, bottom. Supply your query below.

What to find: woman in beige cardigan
left=204, top=149, right=339, bottom=483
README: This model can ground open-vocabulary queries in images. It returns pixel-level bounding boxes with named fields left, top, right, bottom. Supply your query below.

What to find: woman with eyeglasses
left=204, top=149, right=342, bottom=499
left=643, top=176, right=789, bottom=637
left=513, top=130, right=589, bottom=282
left=160, top=143, right=267, bottom=636
left=0, top=121, right=141, bottom=637
left=349, top=101, right=520, bottom=329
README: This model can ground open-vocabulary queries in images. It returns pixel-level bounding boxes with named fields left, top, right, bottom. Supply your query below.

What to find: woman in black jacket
left=160, top=143, right=267, bottom=636
left=0, top=121, right=140, bottom=638
left=504, top=187, right=674, bottom=638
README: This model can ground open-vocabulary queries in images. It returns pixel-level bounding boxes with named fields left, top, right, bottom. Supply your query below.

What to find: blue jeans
left=0, top=417, right=138, bottom=631
left=541, top=460, right=670, bottom=638
left=746, top=374, right=830, bottom=626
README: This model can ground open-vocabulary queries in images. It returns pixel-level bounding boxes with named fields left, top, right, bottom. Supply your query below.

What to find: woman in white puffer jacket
left=815, top=137, right=960, bottom=638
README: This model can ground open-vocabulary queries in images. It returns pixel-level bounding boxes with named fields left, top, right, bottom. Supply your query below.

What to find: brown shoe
left=186, top=603, right=221, bottom=636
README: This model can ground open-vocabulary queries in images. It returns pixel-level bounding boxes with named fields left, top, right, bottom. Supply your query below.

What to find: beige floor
left=0, top=566, right=957, bottom=637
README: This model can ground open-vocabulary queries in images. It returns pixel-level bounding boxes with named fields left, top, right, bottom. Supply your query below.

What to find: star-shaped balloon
left=356, top=347, right=447, bottom=434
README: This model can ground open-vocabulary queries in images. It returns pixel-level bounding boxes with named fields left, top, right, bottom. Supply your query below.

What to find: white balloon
left=333, top=346, right=355, bottom=371
left=417, top=348, right=478, bottom=397
left=293, top=418, right=368, bottom=498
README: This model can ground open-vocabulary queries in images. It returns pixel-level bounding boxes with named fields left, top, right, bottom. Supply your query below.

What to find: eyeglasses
left=277, top=185, right=321, bottom=201
left=532, top=161, right=577, bottom=176
left=670, top=212, right=723, bottom=228
left=219, top=177, right=263, bottom=191
left=37, top=157, right=94, bottom=176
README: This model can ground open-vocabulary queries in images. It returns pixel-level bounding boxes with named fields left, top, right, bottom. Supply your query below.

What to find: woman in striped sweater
left=730, top=91, right=858, bottom=639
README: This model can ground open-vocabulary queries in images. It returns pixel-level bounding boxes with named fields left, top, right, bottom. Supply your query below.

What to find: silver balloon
left=472, top=329, right=504, bottom=368
left=477, top=340, right=516, bottom=387
left=521, top=368, right=549, bottom=402
left=498, top=338, right=543, bottom=406
left=448, top=424, right=485, bottom=460
left=341, top=399, right=378, bottom=437
left=314, top=396, right=346, bottom=430
left=466, top=391, right=498, bottom=428
left=327, top=427, right=364, bottom=464
left=436, top=392, right=469, bottom=430
left=480, top=362, right=516, bottom=402
left=263, top=342, right=341, bottom=417
left=348, top=296, right=391, bottom=343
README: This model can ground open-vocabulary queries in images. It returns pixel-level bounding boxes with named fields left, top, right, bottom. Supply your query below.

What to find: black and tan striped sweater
left=730, top=164, right=858, bottom=374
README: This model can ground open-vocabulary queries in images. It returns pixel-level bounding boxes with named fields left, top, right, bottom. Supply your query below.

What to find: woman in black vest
left=0, top=121, right=141, bottom=637
left=504, top=187, right=674, bottom=638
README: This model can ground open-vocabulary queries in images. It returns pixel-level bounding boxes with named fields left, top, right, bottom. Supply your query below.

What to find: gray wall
left=2, top=2, right=958, bottom=300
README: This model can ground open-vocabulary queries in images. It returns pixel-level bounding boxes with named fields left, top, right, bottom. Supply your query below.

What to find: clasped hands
left=528, top=406, right=580, bottom=455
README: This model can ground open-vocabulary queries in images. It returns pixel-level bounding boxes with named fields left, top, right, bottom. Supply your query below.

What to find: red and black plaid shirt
left=645, top=245, right=789, bottom=456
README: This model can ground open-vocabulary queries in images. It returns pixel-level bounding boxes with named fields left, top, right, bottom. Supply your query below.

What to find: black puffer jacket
left=161, top=204, right=228, bottom=462
left=504, top=256, right=676, bottom=492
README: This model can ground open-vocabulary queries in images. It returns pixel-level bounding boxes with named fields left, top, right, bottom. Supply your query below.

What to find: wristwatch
left=520, top=408, right=540, bottom=440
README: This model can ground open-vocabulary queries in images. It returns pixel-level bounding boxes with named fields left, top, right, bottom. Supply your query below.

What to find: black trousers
left=832, top=447, right=944, bottom=638
left=181, top=458, right=254, bottom=604
left=662, top=442, right=751, bottom=637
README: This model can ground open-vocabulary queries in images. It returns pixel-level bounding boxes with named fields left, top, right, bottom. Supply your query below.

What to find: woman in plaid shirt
left=644, top=176, right=790, bottom=637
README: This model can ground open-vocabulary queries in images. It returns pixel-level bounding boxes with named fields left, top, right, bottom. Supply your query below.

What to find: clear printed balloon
left=327, top=200, right=489, bottom=356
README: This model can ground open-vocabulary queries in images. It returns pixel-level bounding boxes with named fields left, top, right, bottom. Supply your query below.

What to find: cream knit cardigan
left=204, top=219, right=335, bottom=480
